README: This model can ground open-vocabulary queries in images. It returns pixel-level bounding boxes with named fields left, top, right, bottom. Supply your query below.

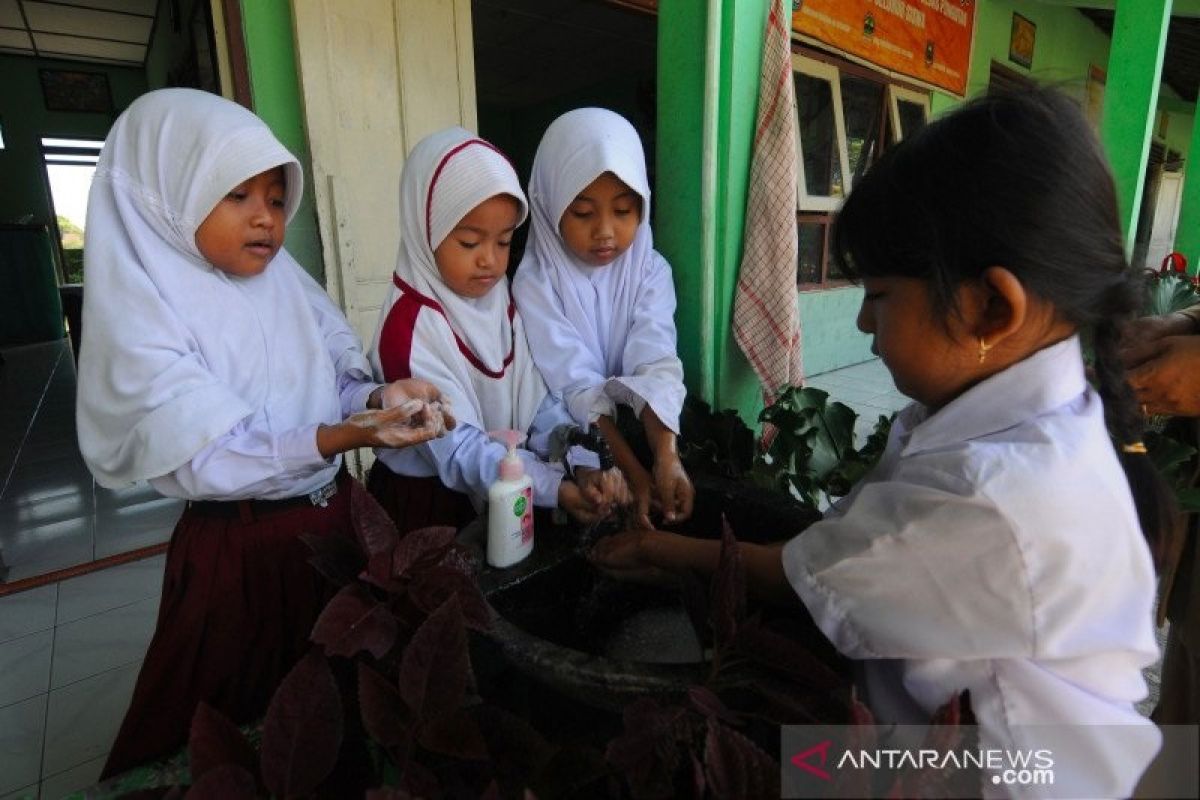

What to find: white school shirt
left=372, top=305, right=597, bottom=509
left=149, top=262, right=379, bottom=501
left=75, top=88, right=379, bottom=502
left=782, top=336, right=1160, bottom=799
left=514, top=107, right=686, bottom=432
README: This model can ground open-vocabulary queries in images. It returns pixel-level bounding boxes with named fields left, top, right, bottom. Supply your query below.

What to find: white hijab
left=367, top=127, right=544, bottom=435
left=514, top=108, right=683, bottom=428
left=77, top=88, right=337, bottom=488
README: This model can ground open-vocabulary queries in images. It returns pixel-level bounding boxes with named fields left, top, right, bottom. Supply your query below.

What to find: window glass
left=840, top=74, right=885, bottom=187
left=794, top=72, right=843, bottom=198
left=897, top=99, right=927, bottom=140
left=797, top=222, right=825, bottom=285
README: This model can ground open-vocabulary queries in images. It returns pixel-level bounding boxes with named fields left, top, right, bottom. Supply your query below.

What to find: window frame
left=792, top=47, right=931, bottom=291
left=887, top=84, right=931, bottom=143
left=793, top=53, right=852, bottom=213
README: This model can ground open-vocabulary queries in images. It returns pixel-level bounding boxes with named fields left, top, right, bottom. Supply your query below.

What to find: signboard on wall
left=792, top=0, right=976, bottom=96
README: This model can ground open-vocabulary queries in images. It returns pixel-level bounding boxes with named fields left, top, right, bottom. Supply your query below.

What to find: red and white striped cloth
left=732, top=0, right=802, bottom=408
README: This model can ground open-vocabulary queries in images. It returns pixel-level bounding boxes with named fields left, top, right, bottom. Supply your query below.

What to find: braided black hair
left=831, top=85, right=1175, bottom=568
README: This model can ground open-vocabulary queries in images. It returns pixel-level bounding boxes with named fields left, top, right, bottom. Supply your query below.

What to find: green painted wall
left=961, top=0, right=1111, bottom=100
left=0, top=55, right=145, bottom=227
left=657, top=0, right=711, bottom=401
left=240, top=0, right=324, bottom=281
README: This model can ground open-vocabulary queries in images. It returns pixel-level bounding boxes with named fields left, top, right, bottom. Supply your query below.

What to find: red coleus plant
left=161, top=482, right=613, bottom=799
left=605, top=519, right=970, bottom=800
left=137, top=485, right=962, bottom=799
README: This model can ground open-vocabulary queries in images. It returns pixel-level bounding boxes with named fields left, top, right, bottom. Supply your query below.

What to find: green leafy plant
left=1143, top=253, right=1200, bottom=317
left=753, top=386, right=892, bottom=510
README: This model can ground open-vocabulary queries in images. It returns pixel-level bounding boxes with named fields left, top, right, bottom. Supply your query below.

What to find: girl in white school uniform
left=593, top=88, right=1172, bottom=798
left=514, top=108, right=693, bottom=529
left=77, top=89, right=450, bottom=778
left=367, top=127, right=627, bottom=534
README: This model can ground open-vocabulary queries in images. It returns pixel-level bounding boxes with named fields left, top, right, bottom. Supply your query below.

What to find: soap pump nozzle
left=489, top=429, right=526, bottom=481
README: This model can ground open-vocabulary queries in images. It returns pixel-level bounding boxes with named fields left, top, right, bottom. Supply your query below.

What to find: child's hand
left=575, top=466, right=632, bottom=518
left=625, top=465, right=656, bottom=530
left=558, top=479, right=609, bottom=526
left=376, top=379, right=457, bottom=430
left=589, top=529, right=676, bottom=585
left=652, top=453, right=694, bottom=524
left=347, top=400, right=445, bottom=448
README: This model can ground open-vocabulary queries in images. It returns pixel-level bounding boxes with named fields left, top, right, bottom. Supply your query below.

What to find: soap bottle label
left=516, top=486, right=533, bottom=544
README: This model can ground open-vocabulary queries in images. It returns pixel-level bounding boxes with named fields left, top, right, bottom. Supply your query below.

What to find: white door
left=1149, top=172, right=1184, bottom=266
left=291, top=0, right=477, bottom=344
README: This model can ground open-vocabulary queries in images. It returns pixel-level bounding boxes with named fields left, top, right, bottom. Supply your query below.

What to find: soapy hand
left=345, top=399, right=444, bottom=448
left=559, top=479, right=611, bottom=526
left=574, top=466, right=632, bottom=520
left=377, top=379, right=457, bottom=431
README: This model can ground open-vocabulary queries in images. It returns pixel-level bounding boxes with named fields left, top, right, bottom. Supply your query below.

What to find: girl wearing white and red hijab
left=514, top=108, right=692, bottom=528
left=77, top=88, right=449, bottom=779
left=367, top=127, right=627, bottom=532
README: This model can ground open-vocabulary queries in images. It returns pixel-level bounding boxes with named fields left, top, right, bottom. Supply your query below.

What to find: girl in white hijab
left=79, top=88, right=449, bottom=779
left=513, top=108, right=692, bottom=528
left=367, top=127, right=628, bottom=533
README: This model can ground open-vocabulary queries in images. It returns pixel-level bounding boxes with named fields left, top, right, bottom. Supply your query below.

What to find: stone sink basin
left=460, top=475, right=822, bottom=711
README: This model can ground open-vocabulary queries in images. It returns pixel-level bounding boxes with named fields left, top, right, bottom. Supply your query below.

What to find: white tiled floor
left=0, top=556, right=163, bottom=799
left=1, top=341, right=175, bottom=799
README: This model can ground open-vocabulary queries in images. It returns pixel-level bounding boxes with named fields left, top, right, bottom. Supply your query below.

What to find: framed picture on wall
left=1009, top=13, right=1036, bottom=70
left=39, top=69, right=113, bottom=114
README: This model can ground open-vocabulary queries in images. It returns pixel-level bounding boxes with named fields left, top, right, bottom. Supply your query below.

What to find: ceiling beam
left=1036, top=0, right=1200, bottom=18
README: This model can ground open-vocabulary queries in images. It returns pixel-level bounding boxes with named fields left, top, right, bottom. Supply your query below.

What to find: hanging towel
left=732, top=0, right=802, bottom=407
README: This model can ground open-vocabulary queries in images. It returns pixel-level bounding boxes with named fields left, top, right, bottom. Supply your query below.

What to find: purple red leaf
left=311, top=583, right=398, bottom=659
left=185, top=763, right=258, bottom=799
left=350, top=481, right=400, bottom=582
left=711, top=516, right=746, bottom=655
left=259, top=650, right=344, bottom=799
left=417, top=708, right=489, bottom=760
left=358, top=662, right=410, bottom=750
left=686, top=686, right=742, bottom=726
left=409, top=565, right=492, bottom=632
left=607, top=698, right=690, bottom=799
left=392, top=526, right=458, bottom=578
left=398, top=595, right=470, bottom=722
left=187, top=702, right=258, bottom=785
left=301, top=531, right=366, bottom=588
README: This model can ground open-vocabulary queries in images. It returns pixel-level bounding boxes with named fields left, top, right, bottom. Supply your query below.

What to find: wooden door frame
left=219, top=0, right=253, bottom=109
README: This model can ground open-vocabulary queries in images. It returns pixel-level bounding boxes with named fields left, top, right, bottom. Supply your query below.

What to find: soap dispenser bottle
left=487, top=430, right=534, bottom=568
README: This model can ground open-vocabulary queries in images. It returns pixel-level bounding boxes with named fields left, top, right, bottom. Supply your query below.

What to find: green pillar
left=239, top=0, right=324, bottom=281
left=1101, top=0, right=1172, bottom=256
left=657, top=0, right=774, bottom=420
left=657, top=0, right=713, bottom=401
left=1174, top=110, right=1200, bottom=271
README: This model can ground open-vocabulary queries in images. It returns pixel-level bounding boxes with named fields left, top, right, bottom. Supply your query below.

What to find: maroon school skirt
left=100, top=469, right=354, bottom=780
left=366, top=460, right=476, bottom=534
